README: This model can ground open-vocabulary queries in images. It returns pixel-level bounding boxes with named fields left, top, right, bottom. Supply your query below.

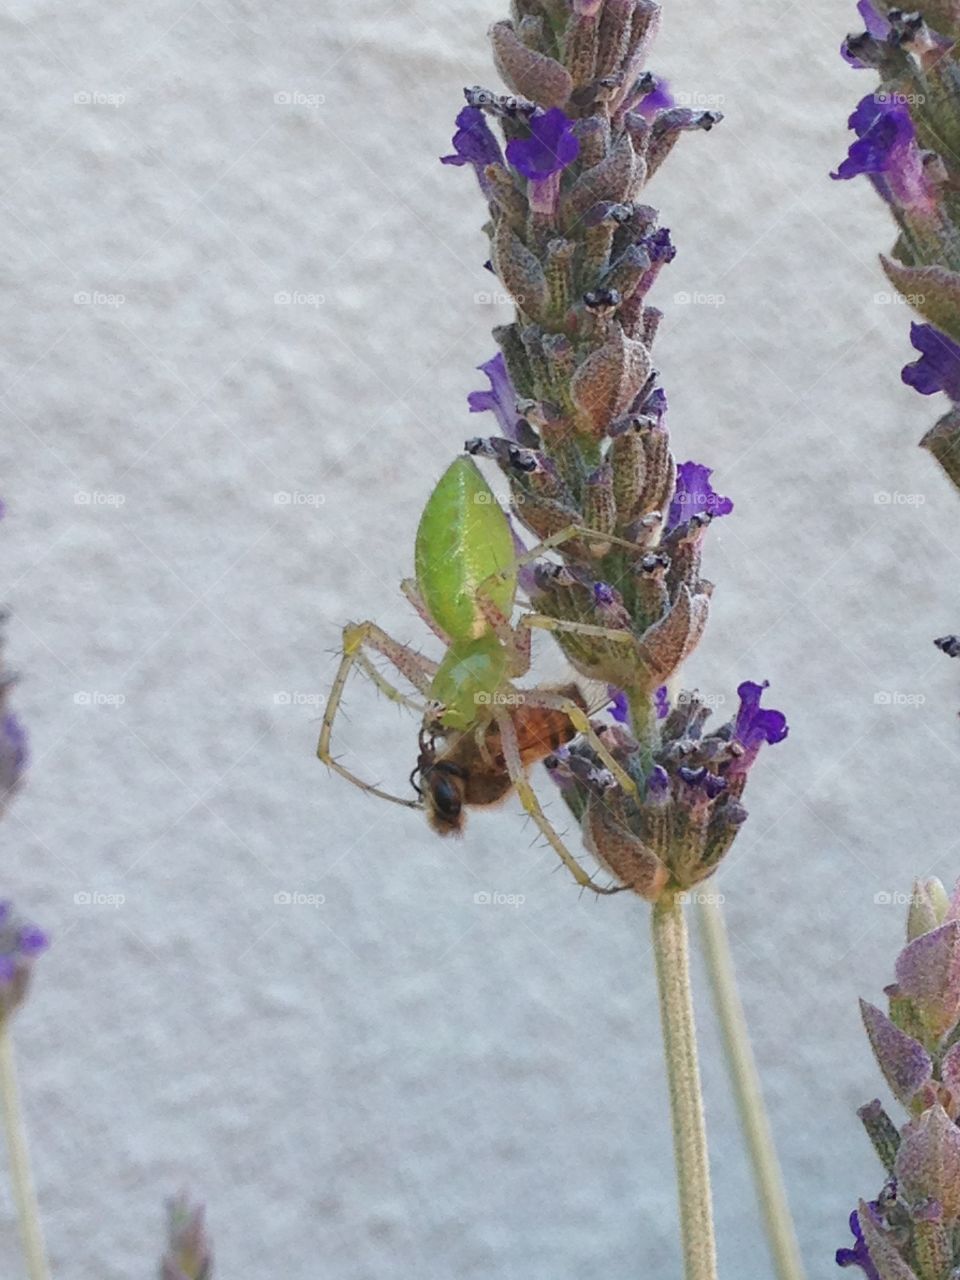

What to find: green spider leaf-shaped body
left=415, top=457, right=517, bottom=729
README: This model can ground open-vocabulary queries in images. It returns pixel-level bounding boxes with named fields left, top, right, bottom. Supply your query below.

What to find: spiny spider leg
left=478, top=523, right=646, bottom=599
left=495, top=709, right=622, bottom=896
left=317, top=621, right=436, bottom=809
left=519, top=612, right=636, bottom=644
left=356, top=652, right=429, bottom=715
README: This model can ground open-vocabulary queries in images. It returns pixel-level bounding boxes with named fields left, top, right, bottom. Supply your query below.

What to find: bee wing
left=580, top=677, right=617, bottom=718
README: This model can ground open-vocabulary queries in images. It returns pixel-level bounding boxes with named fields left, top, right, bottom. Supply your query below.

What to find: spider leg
left=475, top=589, right=531, bottom=678
left=400, top=578, right=452, bottom=645
left=478, top=524, right=645, bottom=600
left=494, top=709, right=622, bottom=896
left=519, top=613, right=636, bottom=644
left=317, top=621, right=435, bottom=808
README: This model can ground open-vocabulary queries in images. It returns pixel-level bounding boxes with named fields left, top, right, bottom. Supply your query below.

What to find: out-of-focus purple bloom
left=836, top=1205, right=881, bottom=1280
left=441, top=106, right=504, bottom=198
left=646, top=764, right=671, bottom=800
left=161, top=1192, right=212, bottom=1280
left=728, top=680, right=788, bottom=777
left=506, top=108, right=579, bottom=214
left=642, top=386, right=668, bottom=423
left=902, top=322, right=960, bottom=402
left=666, top=461, right=733, bottom=532
left=636, top=76, right=674, bottom=119
left=608, top=687, right=630, bottom=723
left=858, top=1, right=891, bottom=38
left=642, top=227, right=677, bottom=264
left=678, top=765, right=727, bottom=800
left=841, top=2, right=892, bottom=65
left=608, top=684, right=669, bottom=723
left=831, top=94, right=940, bottom=217
left=0, top=902, right=47, bottom=1020
left=468, top=353, right=524, bottom=441
left=0, top=707, right=28, bottom=807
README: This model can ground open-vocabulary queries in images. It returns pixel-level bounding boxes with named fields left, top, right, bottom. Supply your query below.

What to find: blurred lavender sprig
left=443, top=0, right=787, bottom=896
left=838, top=877, right=960, bottom=1280
left=161, top=1193, right=213, bottom=1280
left=834, top=8, right=960, bottom=483
left=833, top=8, right=960, bottom=683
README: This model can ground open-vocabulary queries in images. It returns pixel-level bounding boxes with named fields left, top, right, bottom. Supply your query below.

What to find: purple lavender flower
left=441, top=106, right=504, bottom=198
left=836, top=1205, right=881, bottom=1280
left=646, top=764, right=671, bottom=800
left=666, top=461, right=734, bottom=532
left=655, top=684, right=670, bottom=719
left=636, top=76, right=674, bottom=119
left=608, top=684, right=669, bottom=723
left=729, top=680, right=788, bottom=777
left=902, top=322, right=960, bottom=402
left=468, top=353, right=524, bottom=441
left=505, top=108, right=579, bottom=214
left=841, top=2, right=892, bottom=66
left=678, top=765, right=727, bottom=800
left=608, top=687, right=630, bottom=723
left=0, top=707, right=28, bottom=808
left=0, top=901, right=48, bottom=1020
left=831, top=95, right=939, bottom=217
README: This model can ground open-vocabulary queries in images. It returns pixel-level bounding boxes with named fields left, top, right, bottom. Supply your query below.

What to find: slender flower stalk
left=161, top=1192, right=213, bottom=1280
left=0, top=899, right=49, bottom=1280
left=653, top=891, right=717, bottom=1280
left=699, top=897, right=807, bottom=1280
left=0, top=1022, right=48, bottom=1280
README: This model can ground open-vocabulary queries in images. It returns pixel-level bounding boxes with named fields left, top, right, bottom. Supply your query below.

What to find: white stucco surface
left=1, top=0, right=957, bottom=1276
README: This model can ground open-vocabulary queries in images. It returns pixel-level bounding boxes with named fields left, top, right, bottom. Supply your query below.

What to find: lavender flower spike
left=833, top=0, right=960, bottom=517
left=839, top=879, right=960, bottom=1277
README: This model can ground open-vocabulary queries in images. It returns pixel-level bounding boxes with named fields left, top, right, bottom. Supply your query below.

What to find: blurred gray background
left=1, top=0, right=957, bottom=1276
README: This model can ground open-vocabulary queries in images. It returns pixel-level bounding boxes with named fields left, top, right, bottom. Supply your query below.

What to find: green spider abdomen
left=414, top=457, right=516, bottom=642
left=430, top=635, right=509, bottom=730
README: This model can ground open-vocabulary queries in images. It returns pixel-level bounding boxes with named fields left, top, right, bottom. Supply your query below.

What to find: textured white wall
left=1, top=0, right=956, bottom=1276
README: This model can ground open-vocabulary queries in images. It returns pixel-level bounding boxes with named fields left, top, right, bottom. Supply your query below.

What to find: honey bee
left=412, top=683, right=588, bottom=835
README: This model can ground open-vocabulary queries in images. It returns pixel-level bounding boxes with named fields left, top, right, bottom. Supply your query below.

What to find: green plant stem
left=698, top=896, right=807, bottom=1280
left=0, top=1019, right=49, bottom=1280
left=651, top=891, right=717, bottom=1280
